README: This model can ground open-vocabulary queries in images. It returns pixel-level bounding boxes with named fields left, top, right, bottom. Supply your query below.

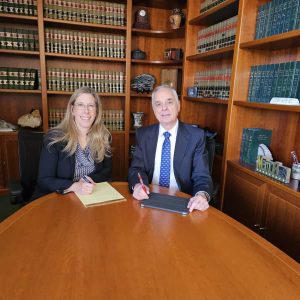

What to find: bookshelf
left=0, top=0, right=185, bottom=192
left=181, top=0, right=238, bottom=203
left=182, top=0, right=300, bottom=261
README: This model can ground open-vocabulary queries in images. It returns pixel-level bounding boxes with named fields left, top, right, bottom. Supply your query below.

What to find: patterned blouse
left=73, top=144, right=95, bottom=181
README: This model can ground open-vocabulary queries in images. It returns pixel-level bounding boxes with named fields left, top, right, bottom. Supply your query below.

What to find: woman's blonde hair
left=48, top=86, right=111, bottom=162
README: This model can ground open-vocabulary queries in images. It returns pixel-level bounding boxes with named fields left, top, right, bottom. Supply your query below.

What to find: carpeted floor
left=0, top=195, right=22, bottom=222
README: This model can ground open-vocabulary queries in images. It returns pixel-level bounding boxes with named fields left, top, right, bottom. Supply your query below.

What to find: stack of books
left=193, top=68, right=231, bottom=100
left=240, top=128, right=272, bottom=166
left=200, top=0, right=227, bottom=14
left=255, top=0, right=300, bottom=39
left=47, top=68, right=125, bottom=93
left=45, top=29, right=125, bottom=58
left=197, top=16, right=237, bottom=53
left=48, top=107, right=66, bottom=128
left=0, top=67, right=39, bottom=90
left=0, top=0, right=37, bottom=16
left=43, top=0, right=126, bottom=26
left=247, top=61, right=300, bottom=103
left=0, top=28, right=39, bottom=51
left=102, top=109, right=124, bottom=131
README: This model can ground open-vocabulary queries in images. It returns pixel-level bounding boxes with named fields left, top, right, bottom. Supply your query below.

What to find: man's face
left=152, top=88, right=180, bottom=130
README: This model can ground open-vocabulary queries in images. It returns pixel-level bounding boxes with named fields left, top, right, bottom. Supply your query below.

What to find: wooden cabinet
left=224, top=162, right=300, bottom=262
left=0, top=132, right=19, bottom=195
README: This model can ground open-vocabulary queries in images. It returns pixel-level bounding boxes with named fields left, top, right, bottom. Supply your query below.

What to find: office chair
left=8, top=129, right=44, bottom=205
left=205, top=136, right=220, bottom=207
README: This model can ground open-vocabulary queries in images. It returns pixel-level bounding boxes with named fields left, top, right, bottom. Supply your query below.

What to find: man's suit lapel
left=174, top=123, right=188, bottom=185
left=145, top=124, right=159, bottom=179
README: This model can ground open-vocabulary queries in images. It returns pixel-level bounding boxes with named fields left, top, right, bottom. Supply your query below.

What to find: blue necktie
left=159, top=132, right=171, bottom=187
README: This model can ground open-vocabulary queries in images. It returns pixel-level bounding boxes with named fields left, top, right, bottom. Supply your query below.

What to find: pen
left=138, top=172, right=147, bottom=194
left=82, top=175, right=92, bottom=184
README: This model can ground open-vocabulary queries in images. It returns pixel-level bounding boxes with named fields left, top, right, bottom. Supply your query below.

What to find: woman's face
left=72, top=93, right=97, bottom=132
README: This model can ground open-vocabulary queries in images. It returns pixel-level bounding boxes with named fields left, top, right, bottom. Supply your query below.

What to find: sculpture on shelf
left=18, top=109, right=42, bottom=128
left=130, top=74, right=155, bottom=93
left=0, top=119, right=17, bottom=131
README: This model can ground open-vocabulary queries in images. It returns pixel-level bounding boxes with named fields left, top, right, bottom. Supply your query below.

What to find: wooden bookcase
left=0, top=0, right=185, bottom=192
left=181, top=0, right=239, bottom=207
left=182, top=0, right=300, bottom=261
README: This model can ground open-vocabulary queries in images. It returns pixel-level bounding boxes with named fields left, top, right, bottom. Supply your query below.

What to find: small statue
left=18, top=109, right=42, bottom=128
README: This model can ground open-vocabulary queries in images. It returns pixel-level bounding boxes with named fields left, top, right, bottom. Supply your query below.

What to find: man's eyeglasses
left=74, top=103, right=96, bottom=112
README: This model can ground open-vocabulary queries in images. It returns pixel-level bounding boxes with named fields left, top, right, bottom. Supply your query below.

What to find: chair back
left=205, top=137, right=216, bottom=176
left=18, top=130, right=44, bottom=202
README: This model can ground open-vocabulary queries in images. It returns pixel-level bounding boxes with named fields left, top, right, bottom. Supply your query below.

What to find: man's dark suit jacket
left=128, top=122, right=213, bottom=196
left=33, top=133, right=112, bottom=199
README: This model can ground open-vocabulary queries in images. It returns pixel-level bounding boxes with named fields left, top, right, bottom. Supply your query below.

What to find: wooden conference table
left=0, top=182, right=299, bottom=300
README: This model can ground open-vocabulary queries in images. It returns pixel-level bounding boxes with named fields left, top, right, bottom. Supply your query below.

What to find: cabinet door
left=223, top=164, right=266, bottom=232
left=263, top=187, right=300, bottom=262
left=0, top=133, right=19, bottom=191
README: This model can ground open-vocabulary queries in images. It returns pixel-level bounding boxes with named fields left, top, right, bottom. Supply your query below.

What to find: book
left=76, top=182, right=126, bottom=207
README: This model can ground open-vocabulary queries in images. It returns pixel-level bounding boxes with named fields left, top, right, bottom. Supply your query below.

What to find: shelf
left=131, top=59, right=182, bottom=66
left=0, top=89, right=41, bottom=94
left=186, top=45, right=234, bottom=61
left=228, top=160, right=300, bottom=196
left=130, top=93, right=152, bottom=98
left=44, top=18, right=127, bottom=33
left=132, top=0, right=186, bottom=9
left=189, top=0, right=239, bottom=26
left=0, top=13, right=37, bottom=24
left=45, top=53, right=126, bottom=62
left=132, top=27, right=185, bottom=38
left=234, top=101, right=300, bottom=113
left=47, top=91, right=126, bottom=97
left=0, top=49, right=39, bottom=56
left=240, top=29, right=300, bottom=50
left=184, top=96, right=229, bottom=105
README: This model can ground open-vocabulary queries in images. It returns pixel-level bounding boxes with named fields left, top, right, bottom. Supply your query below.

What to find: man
left=128, top=85, right=213, bottom=212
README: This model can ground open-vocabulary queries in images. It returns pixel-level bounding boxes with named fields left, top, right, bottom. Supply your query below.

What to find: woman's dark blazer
left=33, top=133, right=112, bottom=199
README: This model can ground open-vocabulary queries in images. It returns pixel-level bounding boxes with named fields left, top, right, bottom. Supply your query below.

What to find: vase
left=169, top=14, right=181, bottom=29
left=132, top=112, right=144, bottom=129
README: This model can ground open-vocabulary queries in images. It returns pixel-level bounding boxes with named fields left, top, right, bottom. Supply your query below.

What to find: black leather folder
left=140, top=192, right=190, bottom=215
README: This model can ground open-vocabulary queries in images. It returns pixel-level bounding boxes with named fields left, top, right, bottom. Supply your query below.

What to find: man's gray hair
left=151, top=85, right=179, bottom=106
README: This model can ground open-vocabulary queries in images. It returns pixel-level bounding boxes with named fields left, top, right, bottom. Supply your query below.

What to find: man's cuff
left=195, top=191, right=210, bottom=203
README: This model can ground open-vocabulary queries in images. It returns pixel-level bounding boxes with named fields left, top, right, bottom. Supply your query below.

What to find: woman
left=33, top=86, right=112, bottom=199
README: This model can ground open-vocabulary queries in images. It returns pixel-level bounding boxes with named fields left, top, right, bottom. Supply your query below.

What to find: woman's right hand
left=68, top=179, right=95, bottom=195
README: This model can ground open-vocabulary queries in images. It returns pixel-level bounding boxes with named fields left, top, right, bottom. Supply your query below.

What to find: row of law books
left=255, top=0, right=300, bottom=39
left=49, top=108, right=124, bottom=131
left=197, top=16, right=237, bottom=53
left=45, top=29, right=125, bottom=58
left=248, top=61, right=300, bottom=103
left=240, top=128, right=272, bottom=166
left=47, top=68, right=125, bottom=93
left=0, top=28, right=39, bottom=51
left=0, top=0, right=37, bottom=16
left=48, top=107, right=66, bottom=129
left=44, top=0, right=126, bottom=26
left=0, top=67, right=39, bottom=90
left=200, top=0, right=226, bottom=14
left=102, top=109, right=124, bottom=131
left=194, top=68, right=231, bottom=100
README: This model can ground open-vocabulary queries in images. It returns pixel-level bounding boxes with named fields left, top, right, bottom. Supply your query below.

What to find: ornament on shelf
left=130, top=73, right=155, bottom=93
left=18, top=109, right=42, bottom=128
left=133, top=8, right=150, bottom=29
left=169, top=8, right=185, bottom=29
left=132, top=112, right=144, bottom=129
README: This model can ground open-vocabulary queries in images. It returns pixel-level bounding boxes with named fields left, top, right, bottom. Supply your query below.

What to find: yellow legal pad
left=76, top=182, right=126, bottom=207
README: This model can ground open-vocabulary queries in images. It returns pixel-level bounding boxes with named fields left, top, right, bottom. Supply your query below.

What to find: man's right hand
left=133, top=183, right=150, bottom=200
